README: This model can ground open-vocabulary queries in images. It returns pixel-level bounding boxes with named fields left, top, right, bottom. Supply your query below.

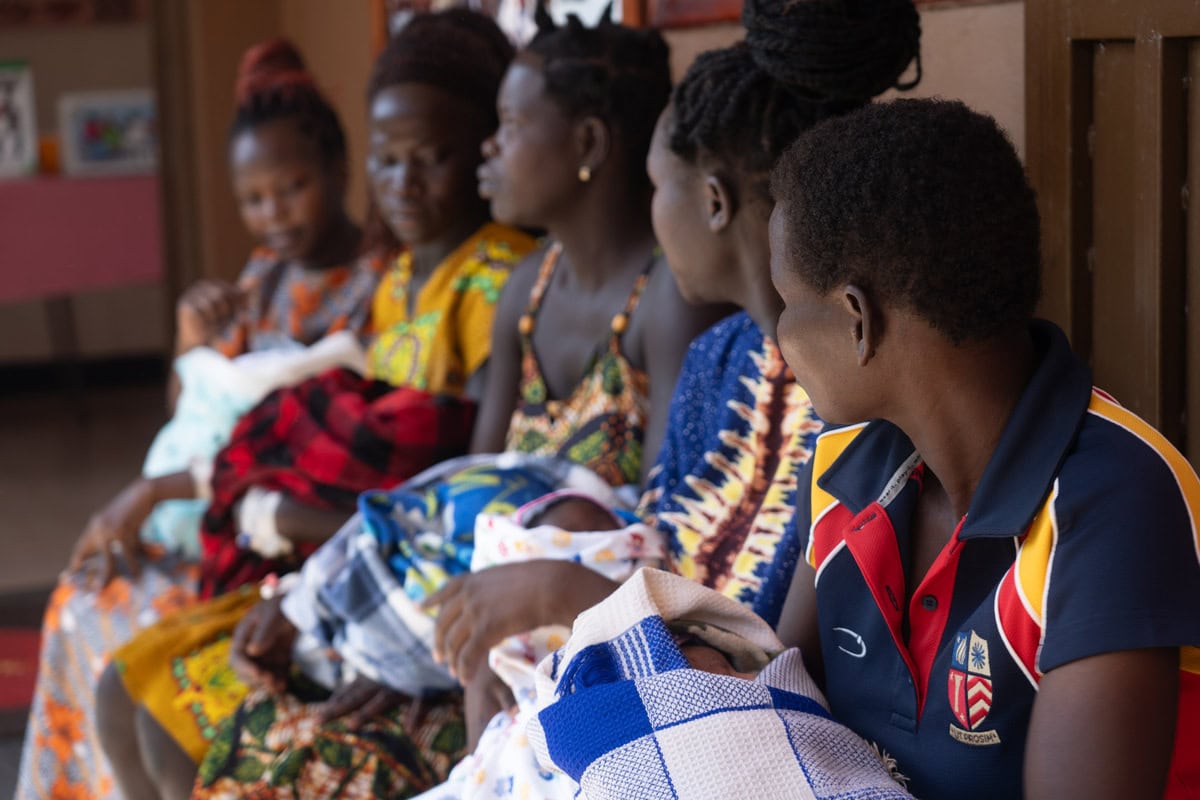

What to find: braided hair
left=229, top=38, right=347, bottom=166
left=363, top=9, right=514, bottom=254
left=523, top=3, right=671, bottom=193
left=670, top=0, right=921, bottom=189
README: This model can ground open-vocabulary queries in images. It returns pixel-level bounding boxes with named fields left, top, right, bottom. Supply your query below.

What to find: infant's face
left=680, top=643, right=759, bottom=680
left=531, top=498, right=618, bottom=532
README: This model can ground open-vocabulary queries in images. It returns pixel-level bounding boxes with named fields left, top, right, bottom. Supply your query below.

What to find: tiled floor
left=0, top=378, right=166, bottom=796
left=0, top=381, right=165, bottom=593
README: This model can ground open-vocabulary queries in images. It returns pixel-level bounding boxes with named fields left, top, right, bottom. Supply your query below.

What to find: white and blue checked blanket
left=528, top=568, right=913, bottom=799
left=282, top=452, right=621, bottom=696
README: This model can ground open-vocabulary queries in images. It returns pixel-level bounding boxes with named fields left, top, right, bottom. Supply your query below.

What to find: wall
left=664, top=2, right=1026, bottom=154
left=0, top=20, right=166, bottom=361
left=888, top=1, right=1025, bottom=155
left=280, top=0, right=374, bottom=225
left=0, top=23, right=151, bottom=132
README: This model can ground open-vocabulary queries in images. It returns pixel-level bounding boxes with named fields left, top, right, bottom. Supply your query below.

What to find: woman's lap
left=194, top=683, right=466, bottom=799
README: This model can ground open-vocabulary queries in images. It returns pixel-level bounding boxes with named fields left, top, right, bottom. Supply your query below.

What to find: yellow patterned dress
left=504, top=243, right=655, bottom=489
left=108, top=223, right=534, bottom=776
left=367, top=223, right=531, bottom=394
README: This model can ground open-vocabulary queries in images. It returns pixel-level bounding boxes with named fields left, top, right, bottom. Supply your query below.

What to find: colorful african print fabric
left=193, top=680, right=467, bottom=800
left=367, top=223, right=535, bottom=394
left=639, top=311, right=823, bottom=626
left=15, top=556, right=200, bottom=800
left=215, top=248, right=382, bottom=358
left=505, top=243, right=653, bottom=488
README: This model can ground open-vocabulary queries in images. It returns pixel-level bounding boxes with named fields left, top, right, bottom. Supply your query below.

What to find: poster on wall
left=58, top=89, right=156, bottom=176
left=0, top=60, right=37, bottom=178
left=0, top=0, right=148, bottom=27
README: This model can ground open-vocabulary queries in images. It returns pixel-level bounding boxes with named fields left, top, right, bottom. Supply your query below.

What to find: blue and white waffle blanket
left=527, top=568, right=913, bottom=799
left=281, top=452, right=627, bottom=697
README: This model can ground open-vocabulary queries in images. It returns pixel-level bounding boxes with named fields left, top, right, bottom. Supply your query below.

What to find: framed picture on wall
left=0, top=60, right=37, bottom=178
left=58, top=89, right=156, bottom=176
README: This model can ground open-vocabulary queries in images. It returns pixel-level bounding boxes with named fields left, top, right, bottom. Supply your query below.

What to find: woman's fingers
left=426, top=576, right=466, bottom=666
left=347, top=686, right=402, bottom=728
left=317, top=679, right=375, bottom=724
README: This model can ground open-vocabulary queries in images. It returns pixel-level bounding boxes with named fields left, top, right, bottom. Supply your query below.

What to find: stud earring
left=578, top=165, right=592, bottom=183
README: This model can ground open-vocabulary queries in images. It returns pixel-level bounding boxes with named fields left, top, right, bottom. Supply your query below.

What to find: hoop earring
left=578, top=165, right=592, bottom=183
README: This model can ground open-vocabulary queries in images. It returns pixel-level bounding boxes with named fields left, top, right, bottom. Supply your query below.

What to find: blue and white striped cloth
left=528, top=569, right=913, bottom=799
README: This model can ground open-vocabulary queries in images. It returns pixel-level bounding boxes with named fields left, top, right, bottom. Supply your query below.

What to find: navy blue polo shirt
left=797, top=320, right=1200, bottom=799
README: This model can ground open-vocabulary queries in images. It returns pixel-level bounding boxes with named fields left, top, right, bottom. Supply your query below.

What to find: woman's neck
left=731, top=217, right=781, bottom=339
left=889, top=327, right=1038, bottom=519
left=295, top=212, right=360, bottom=272
left=547, top=185, right=656, bottom=291
left=408, top=209, right=490, bottom=279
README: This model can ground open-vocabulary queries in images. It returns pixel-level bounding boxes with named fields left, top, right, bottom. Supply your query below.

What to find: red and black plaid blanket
left=199, top=367, right=477, bottom=597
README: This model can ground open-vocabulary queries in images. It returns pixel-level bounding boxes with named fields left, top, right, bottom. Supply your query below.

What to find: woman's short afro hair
left=771, top=98, right=1041, bottom=344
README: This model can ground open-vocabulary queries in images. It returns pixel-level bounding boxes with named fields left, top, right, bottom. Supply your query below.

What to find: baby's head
left=675, top=634, right=761, bottom=680
left=522, top=493, right=622, bottom=533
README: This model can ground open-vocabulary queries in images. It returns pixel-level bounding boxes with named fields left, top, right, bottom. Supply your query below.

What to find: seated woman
left=416, top=1, right=921, bottom=797
left=15, top=39, right=380, bottom=800
left=88, top=11, right=533, bottom=800
left=542, top=99, right=1200, bottom=800
left=134, top=9, right=719, bottom=800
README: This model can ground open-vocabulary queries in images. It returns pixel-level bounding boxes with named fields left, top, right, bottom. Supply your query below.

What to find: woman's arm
left=634, top=263, right=731, bottom=485
left=168, top=279, right=248, bottom=412
left=469, top=253, right=541, bottom=455
left=1024, top=647, right=1178, bottom=799
left=68, top=470, right=196, bottom=585
left=273, top=496, right=355, bottom=544
left=774, top=559, right=824, bottom=685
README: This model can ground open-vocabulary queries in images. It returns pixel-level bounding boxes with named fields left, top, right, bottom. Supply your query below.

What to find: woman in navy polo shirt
left=772, top=99, right=1200, bottom=799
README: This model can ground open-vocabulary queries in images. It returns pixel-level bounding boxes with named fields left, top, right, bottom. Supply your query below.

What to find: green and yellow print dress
left=505, top=242, right=653, bottom=488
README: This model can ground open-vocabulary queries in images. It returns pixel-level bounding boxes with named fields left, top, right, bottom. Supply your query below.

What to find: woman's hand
left=315, top=675, right=408, bottom=727
left=67, top=477, right=156, bottom=587
left=175, top=279, right=246, bottom=352
left=228, top=595, right=297, bottom=694
left=424, top=560, right=618, bottom=682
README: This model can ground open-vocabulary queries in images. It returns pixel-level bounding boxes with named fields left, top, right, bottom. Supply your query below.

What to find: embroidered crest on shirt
left=948, top=630, right=1001, bottom=745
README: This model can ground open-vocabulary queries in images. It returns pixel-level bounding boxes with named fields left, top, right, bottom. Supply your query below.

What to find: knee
left=136, top=706, right=199, bottom=800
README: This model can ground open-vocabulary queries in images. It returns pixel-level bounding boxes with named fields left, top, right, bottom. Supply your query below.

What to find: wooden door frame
left=1026, top=0, right=1195, bottom=444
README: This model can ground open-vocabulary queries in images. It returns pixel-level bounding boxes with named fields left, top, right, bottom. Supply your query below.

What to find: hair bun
left=742, top=0, right=921, bottom=104
left=235, top=38, right=315, bottom=108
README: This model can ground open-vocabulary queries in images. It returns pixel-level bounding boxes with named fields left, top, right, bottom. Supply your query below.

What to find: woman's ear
left=704, top=173, right=737, bottom=233
left=575, top=115, right=611, bottom=178
left=842, top=285, right=880, bottom=367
